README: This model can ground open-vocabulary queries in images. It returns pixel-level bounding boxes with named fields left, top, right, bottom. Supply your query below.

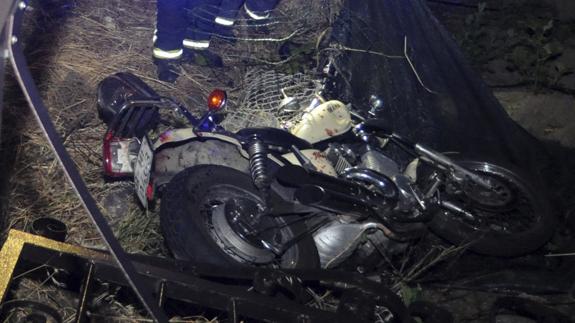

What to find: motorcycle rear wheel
left=428, top=160, right=555, bottom=257
left=160, top=165, right=319, bottom=268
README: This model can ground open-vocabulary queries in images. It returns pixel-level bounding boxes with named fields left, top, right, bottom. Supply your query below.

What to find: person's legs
left=183, top=0, right=224, bottom=67
left=184, top=0, right=217, bottom=50
left=154, top=0, right=187, bottom=82
left=210, top=0, right=244, bottom=42
left=244, top=0, right=280, bottom=20
left=214, top=0, right=244, bottom=28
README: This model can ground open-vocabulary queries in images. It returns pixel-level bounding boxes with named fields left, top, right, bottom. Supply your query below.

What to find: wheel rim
left=202, top=184, right=299, bottom=267
left=442, top=162, right=541, bottom=234
left=461, top=175, right=514, bottom=208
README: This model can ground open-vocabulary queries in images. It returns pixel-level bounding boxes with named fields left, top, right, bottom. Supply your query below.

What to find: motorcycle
left=97, top=72, right=555, bottom=271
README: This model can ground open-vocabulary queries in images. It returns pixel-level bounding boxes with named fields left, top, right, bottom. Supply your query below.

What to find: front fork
left=420, top=163, right=477, bottom=221
left=414, top=144, right=494, bottom=190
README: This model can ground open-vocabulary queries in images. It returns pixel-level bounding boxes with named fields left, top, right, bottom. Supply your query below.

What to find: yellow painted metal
left=0, top=229, right=109, bottom=302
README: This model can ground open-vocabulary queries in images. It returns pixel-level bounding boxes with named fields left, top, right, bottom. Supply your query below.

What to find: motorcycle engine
left=313, top=216, right=399, bottom=270
left=314, top=145, right=408, bottom=270
left=325, top=143, right=357, bottom=174
left=325, top=144, right=401, bottom=178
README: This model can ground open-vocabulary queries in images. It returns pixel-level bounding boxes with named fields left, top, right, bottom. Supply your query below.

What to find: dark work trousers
left=184, top=0, right=222, bottom=48
left=241, top=0, right=280, bottom=19
left=155, top=0, right=186, bottom=52
left=155, top=0, right=221, bottom=56
left=155, top=0, right=281, bottom=57
left=215, top=0, right=281, bottom=23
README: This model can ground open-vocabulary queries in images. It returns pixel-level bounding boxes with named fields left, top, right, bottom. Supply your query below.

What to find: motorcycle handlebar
left=360, top=118, right=394, bottom=136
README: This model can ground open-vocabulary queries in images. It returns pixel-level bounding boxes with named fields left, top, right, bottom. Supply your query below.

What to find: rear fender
left=152, top=129, right=285, bottom=188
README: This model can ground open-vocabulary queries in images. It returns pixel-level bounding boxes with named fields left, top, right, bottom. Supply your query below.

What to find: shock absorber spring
left=247, top=136, right=270, bottom=192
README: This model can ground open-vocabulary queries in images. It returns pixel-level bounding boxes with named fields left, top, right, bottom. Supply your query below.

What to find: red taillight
left=207, top=89, right=227, bottom=111
left=103, top=131, right=135, bottom=177
left=146, top=182, right=154, bottom=200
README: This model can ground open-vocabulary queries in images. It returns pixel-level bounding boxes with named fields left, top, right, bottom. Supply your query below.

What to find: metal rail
left=0, top=230, right=415, bottom=323
left=2, top=1, right=168, bottom=321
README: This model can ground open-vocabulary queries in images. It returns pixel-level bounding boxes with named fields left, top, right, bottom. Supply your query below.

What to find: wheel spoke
left=440, top=168, right=538, bottom=234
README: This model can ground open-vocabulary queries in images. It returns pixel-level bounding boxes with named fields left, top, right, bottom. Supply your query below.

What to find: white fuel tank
left=290, top=100, right=352, bottom=144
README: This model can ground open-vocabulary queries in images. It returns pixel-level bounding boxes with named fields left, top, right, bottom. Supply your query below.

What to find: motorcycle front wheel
left=160, top=165, right=319, bottom=268
left=428, top=160, right=555, bottom=257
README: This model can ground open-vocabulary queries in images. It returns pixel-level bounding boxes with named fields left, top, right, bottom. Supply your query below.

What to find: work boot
left=154, top=59, right=180, bottom=83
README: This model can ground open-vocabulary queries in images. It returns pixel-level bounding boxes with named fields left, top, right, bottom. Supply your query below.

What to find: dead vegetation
left=0, top=0, right=339, bottom=251
left=0, top=0, right=342, bottom=320
left=4, top=0, right=562, bottom=322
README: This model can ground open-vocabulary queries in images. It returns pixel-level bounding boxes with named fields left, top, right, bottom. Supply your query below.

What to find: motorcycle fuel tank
left=290, top=100, right=352, bottom=144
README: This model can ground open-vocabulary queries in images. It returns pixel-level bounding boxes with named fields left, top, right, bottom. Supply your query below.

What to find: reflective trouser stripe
left=244, top=4, right=270, bottom=20
left=183, top=39, right=210, bottom=49
left=215, top=16, right=234, bottom=26
left=153, top=48, right=183, bottom=59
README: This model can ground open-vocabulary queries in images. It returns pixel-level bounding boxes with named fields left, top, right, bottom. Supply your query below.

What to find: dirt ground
left=430, top=0, right=575, bottom=149
left=428, top=1, right=575, bottom=321
left=1, top=0, right=574, bottom=322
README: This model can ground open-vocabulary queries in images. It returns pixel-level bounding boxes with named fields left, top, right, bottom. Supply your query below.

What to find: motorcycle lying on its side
left=97, top=72, right=555, bottom=271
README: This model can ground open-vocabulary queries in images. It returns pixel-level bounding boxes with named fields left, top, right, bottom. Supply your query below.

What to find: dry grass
left=1, top=0, right=477, bottom=320
left=0, top=0, right=336, bottom=319
left=1, top=0, right=338, bottom=249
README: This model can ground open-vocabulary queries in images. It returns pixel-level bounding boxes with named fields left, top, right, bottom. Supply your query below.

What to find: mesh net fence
left=221, top=69, right=320, bottom=131
left=182, top=0, right=344, bottom=131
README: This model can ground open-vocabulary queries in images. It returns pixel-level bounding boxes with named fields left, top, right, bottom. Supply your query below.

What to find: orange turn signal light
left=207, top=89, right=227, bottom=111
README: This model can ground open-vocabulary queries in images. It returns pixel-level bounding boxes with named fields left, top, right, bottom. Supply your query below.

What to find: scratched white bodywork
left=282, top=150, right=337, bottom=176
left=290, top=100, right=352, bottom=144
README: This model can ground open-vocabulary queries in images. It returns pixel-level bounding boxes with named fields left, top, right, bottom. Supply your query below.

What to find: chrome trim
left=341, top=168, right=397, bottom=199
left=313, top=222, right=393, bottom=268
left=414, top=144, right=494, bottom=189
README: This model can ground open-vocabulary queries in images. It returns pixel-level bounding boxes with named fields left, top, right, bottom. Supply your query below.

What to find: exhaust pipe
left=341, top=168, right=398, bottom=199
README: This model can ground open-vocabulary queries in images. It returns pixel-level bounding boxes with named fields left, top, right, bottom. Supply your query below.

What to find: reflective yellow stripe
left=244, top=4, right=269, bottom=20
left=215, top=16, right=234, bottom=26
left=153, top=48, right=183, bottom=59
left=183, top=39, right=210, bottom=49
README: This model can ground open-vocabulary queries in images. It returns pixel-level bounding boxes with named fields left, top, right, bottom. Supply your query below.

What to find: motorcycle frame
left=146, top=127, right=337, bottom=193
left=137, top=98, right=481, bottom=225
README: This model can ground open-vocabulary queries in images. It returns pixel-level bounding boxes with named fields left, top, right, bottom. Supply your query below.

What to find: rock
left=558, top=73, right=575, bottom=90
left=482, top=59, right=523, bottom=86
left=495, top=89, right=575, bottom=148
left=555, top=48, right=575, bottom=70
left=101, top=184, right=135, bottom=226
left=103, top=16, right=117, bottom=31
left=553, top=48, right=575, bottom=91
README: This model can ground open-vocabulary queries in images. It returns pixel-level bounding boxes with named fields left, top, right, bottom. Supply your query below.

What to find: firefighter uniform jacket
left=154, top=0, right=280, bottom=60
